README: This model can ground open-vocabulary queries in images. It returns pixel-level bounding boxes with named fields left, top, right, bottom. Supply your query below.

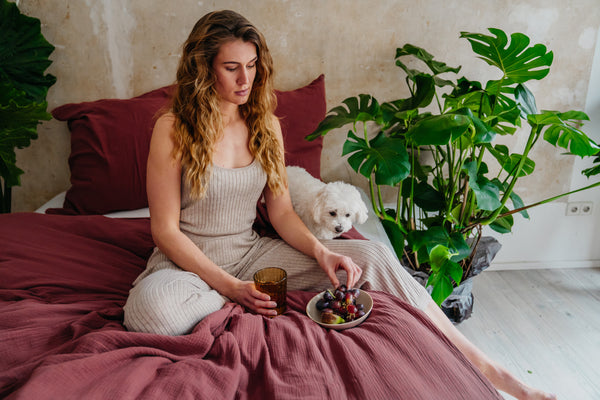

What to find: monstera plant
left=308, top=28, right=600, bottom=309
left=0, top=0, right=56, bottom=213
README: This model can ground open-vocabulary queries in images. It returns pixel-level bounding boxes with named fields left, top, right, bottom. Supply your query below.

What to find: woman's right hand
left=315, top=247, right=362, bottom=289
left=228, top=280, right=278, bottom=317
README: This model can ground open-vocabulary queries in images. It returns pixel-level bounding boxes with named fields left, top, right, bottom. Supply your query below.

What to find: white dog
left=286, top=166, right=369, bottom=240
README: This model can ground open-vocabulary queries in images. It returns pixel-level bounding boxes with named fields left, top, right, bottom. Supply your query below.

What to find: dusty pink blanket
left=0, top=213, right=501, bottom=399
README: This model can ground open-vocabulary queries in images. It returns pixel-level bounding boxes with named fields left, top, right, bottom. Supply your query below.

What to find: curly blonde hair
left=171, top=10, right=286, bottom=199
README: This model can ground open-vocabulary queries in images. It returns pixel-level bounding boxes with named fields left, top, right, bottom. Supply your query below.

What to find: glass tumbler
left=253, top=267, right=287, bottom=315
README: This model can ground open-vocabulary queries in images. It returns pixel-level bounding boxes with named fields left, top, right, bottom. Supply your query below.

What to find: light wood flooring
left=457, top=267, right=600, bottom=400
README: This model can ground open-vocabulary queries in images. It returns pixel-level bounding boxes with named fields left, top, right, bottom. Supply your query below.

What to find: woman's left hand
left=316, top=248, right=363, bottom=289
left=227, top=279, right=279, bottom=317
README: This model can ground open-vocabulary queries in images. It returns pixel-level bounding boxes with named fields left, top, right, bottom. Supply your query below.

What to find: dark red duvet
left=0, top=213, right=501, bottom=399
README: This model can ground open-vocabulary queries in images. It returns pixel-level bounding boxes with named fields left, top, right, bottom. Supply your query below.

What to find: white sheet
left=35, top=190, right=394, bottom=251
left=34, top=192, right=151, bottom=218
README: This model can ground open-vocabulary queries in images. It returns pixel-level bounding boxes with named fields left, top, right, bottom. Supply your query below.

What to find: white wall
left=13, top=0, right=600, bottom=270
left=489, top=26, right=600, bottom=270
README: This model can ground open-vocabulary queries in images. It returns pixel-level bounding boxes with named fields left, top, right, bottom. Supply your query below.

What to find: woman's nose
left=238, top=69, right=249, bottom=85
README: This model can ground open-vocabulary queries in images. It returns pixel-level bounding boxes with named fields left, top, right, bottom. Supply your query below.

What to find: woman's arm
left=263, top=119, right=362, bottom=289
left=146, top=114, right=277, bottom=315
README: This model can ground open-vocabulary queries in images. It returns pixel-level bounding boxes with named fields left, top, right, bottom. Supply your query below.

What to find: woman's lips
left=236, top=89, right=249, bottom=96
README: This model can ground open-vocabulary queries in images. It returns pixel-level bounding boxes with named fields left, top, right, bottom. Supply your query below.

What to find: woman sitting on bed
left=123, top=9, right=555, bottom=400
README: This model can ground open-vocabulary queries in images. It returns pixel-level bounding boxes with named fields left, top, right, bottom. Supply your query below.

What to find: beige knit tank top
left=178, top=159, right=267, bottom=267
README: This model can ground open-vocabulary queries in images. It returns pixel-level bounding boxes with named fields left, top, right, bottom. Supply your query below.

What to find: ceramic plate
left=306, top=290, right=373, bottom=330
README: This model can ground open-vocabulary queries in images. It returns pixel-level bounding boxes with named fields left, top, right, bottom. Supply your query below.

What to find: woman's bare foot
left=520, top=386, right=557, bottom=400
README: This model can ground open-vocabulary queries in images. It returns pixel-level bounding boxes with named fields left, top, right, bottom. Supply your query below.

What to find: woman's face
left=212, top=39, right=258, bottom=107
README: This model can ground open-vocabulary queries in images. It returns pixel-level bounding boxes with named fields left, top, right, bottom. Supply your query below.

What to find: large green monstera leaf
left=306, top=94, right=383, bottom=140
left=460, top=28, right=553, bottom=86
left=342, top=131, right=410, bottom=186
left=0, top=0, right=55, bottom=211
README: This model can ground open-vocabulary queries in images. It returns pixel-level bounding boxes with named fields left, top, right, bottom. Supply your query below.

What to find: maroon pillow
left=51, top=77, right=326, bottom=215
left=51, top=86, right=173, bottom=215
left=275, top=74, right=325, bottom=179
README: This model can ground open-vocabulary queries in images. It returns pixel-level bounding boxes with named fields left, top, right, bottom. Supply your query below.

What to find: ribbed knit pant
left=123, top=237, right=431, bottom=336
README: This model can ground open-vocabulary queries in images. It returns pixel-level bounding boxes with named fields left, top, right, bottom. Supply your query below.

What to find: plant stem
left=377, top=184, right=388, bottom=219
left=362, top=122, right=386, bottom=221
left=500, top=127, right=539, bottom=206
left=395, top=181, right=403, bottom=224
left=407, top=148, right=416, bottom=228
left=484, top=126, right=539, bottom=224
left=403, top=247, right=417, bottom=270
left=435, top=91, right=443, bottom=113
left=459, top=178, right=470, bottom=224
left=494, top=181, right=600, bottom=219
left=448, top=140, right=470, bottom=226
left=447, top=143, right=454, bottom=199
left=463, top=225, right=482, bottom=279
left=369, top=177, right=383, bottom=219
left=462, top=144, right=486, bottom=224
left=463, top=164, right=600, bottom=232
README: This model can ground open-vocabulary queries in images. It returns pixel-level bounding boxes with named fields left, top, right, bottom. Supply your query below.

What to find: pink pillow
left=51, top=76, right=326, bottom=215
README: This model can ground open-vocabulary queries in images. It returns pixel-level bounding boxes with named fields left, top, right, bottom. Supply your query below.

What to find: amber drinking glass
left=253, top=267, right=287, bottom=315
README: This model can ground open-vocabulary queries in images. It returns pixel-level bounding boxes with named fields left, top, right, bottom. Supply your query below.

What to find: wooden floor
left=457, top=267, right=600, bottom=400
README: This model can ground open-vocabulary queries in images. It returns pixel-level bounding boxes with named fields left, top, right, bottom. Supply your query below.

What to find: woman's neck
left=220, top=102, right=242, bottom=127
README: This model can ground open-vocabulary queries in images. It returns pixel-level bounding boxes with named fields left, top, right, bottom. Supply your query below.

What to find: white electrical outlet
left=566, top=201, right=593, bottom=216
left=580, top=202, right=593, bottom=215
left=566, top=202, right=581, bottom=216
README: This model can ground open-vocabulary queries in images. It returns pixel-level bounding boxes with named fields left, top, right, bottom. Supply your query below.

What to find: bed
left=0, top=76, right=502, bottom=399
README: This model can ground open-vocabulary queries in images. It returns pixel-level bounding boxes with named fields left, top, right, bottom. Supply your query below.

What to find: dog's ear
left=313, top=188, right=329, bottom=224
left=355, top=201, right=369, bottom=224
left=349, top=188, right=369, bottom=224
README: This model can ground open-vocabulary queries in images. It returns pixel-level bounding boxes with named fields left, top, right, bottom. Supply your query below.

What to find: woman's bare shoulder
left=152, top=112, right=177, bottom=137
left=150, top=112, right=178, bottom=151
left=156, top=111, right=176, bottom=126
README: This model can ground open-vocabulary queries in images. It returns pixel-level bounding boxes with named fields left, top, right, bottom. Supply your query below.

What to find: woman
left=123, top=10, right=555, bottom=400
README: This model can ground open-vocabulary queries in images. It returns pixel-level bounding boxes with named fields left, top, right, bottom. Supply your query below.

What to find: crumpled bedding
left=0, top=213, right=501, bottom=399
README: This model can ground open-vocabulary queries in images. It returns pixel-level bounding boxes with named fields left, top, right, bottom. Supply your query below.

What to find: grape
left=330, top=300, right=342, bottom=312
left=317, top=287, right=368, bottom=325
left=316, top=298, right=330, bottom=311
left=345, top=304, right=357, bottom=321
left=344, top=292, right=355, bottom=304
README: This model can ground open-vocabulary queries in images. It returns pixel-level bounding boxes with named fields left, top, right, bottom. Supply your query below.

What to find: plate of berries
left=306, top=285, right=373, bottom=330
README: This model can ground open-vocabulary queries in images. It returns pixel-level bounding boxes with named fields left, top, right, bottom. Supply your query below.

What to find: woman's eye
left=226, top=67, right=237, bottom=72
left=247, top=64, right=256, bottom=69
left=329, top=211, right=336, bottom=217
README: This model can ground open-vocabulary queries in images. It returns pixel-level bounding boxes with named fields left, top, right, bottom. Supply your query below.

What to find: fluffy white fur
left=286, top=166, right=369, bottom=240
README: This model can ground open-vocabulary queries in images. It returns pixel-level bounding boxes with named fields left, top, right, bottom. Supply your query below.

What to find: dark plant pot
left=403, top=236, right=502, bottom=323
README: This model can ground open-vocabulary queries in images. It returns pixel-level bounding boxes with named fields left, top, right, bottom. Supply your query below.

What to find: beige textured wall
left=12, top=0, right=600, bottom=213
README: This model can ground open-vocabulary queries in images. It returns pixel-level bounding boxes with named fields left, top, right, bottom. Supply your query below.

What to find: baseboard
left=488, top=260, right=600, bottom=271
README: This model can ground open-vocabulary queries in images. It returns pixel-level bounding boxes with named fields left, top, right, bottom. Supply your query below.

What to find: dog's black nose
left=335, top=226, right=344, bottom=233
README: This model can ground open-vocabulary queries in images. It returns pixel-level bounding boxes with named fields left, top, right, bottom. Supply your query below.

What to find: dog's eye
left=345, top=213, right=351, bottom=217
left=329, top=211, right=337, bottom=217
